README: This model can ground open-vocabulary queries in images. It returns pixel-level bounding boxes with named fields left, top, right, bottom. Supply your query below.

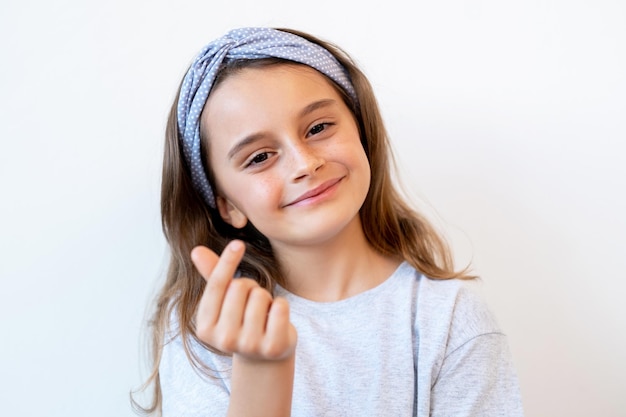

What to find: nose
left=288, top=141, right=325, bottom=181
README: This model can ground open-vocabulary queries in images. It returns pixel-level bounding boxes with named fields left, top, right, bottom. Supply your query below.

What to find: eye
left=307, top=122, right=332, bottom=137
left=246, top=151, right=270, bottom=167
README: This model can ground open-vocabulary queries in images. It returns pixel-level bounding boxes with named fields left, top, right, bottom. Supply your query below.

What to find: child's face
left=203, top=64, right=370, bottom=248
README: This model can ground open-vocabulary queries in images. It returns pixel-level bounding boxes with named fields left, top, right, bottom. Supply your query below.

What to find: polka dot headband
left=177, top=27, right=358, bottom=208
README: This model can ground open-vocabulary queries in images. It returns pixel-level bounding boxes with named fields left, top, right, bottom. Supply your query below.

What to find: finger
left=192, top=245, right=226, bottom=330
left=190, top=246, right=219, bottom=281
left=238, top=287, right=273, bottom=353
left=219, top=278, right=255, bottom=325
left=243, top=286, right=273, bottom=330
left=193, top=241, right=244, bottom=329
left=209, top=240, right=246, bottom=288
left=263, top=297, right=297, bottom=359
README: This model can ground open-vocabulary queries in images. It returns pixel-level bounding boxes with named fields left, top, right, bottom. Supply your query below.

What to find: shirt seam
left=432, top=331, right=506, bottom=388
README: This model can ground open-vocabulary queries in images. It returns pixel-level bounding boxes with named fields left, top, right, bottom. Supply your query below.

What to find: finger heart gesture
left=191, top=240, right=297, bottom=361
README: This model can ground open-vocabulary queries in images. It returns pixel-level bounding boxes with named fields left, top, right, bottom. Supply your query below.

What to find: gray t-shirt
left=160, top=262, right=524, bottom=416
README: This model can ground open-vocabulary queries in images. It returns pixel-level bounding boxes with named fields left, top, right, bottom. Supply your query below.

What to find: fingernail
left=228, top=240, right=243, bottom=252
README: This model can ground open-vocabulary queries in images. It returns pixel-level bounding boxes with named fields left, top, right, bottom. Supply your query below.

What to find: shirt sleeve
left=160, top=334, right=231, bottom=417
left=430, top=328, right=525, bottom=416
left=416, top=277, right=525, bottom=416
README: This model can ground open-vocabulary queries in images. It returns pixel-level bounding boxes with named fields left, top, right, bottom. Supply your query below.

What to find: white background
left=1, top=0, right=624, bottom=416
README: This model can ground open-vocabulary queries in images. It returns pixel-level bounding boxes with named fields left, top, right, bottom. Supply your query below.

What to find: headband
left=177, top=27, right=358, bottom=208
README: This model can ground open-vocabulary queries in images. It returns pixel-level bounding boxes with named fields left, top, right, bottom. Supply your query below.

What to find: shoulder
left=409, top=270, right=524, bottom=415
left=412, top=269, right=504, bottom=353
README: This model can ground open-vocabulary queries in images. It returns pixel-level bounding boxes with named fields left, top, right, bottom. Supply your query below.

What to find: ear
left=216, top=196, right=248, bottom=229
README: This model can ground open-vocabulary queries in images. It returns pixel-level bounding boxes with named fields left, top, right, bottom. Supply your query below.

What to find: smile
left=284, top=177, right=344, bottom=207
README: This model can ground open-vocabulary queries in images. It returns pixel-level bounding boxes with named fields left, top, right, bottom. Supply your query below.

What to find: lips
left=284, top=177, right=344, bottom=207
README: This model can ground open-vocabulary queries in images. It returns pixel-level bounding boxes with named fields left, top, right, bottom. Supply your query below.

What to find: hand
left=191, top=240, right=297, bottom=361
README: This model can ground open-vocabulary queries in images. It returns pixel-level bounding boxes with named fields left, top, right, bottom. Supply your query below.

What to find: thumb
left=190, top=245, right=220, bottom=281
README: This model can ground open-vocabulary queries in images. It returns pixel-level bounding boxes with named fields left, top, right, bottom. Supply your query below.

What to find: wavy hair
left=131, top=28, right=473, bottom=415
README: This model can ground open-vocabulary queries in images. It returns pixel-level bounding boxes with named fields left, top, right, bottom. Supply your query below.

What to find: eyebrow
left=226, top=99, right=338, bottom=160
left=298, top=98, right=336, bottom=118
left=227, top=132, right=267, bottom=160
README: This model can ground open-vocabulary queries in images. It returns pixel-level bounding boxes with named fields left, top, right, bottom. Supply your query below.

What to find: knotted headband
left=177, top=27, right=358, bottom=208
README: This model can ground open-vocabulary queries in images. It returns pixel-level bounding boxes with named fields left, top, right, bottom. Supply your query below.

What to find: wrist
left=228, top=351, right=295, bottom=417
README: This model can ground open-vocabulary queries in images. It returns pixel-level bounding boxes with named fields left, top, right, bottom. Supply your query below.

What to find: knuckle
left=237, top=335, right=261, bottom=356
left=226, top=278, right=260, bottom=297
left=250, top=286, right=272, bottom=302
left=261, top=340, right=288, bottom=360
left=236, top=277, right=260, bottom=290
left=194, top=322, right=214, bottom=342
left=215, top=331, right=238, bottom=353
left=228, top=278, right=252, bottom=292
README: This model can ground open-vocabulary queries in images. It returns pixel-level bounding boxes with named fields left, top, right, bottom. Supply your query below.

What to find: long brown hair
left=131, top=28, right=474, bottom=415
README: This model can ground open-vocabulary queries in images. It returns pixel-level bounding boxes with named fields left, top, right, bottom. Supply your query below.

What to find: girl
left=133, top=27, right=524, bottom=416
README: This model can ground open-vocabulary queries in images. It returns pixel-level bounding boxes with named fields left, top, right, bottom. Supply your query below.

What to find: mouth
left=284, top=177, right=344, bottom=207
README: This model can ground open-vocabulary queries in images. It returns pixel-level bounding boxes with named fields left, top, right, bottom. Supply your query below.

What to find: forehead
left=201, top=63, right=346, bottom=139
left=209, top=63, right=341, bottom=107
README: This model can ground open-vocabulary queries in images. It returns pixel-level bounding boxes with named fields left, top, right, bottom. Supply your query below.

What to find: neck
left=272, top=216, right=401, bottom=302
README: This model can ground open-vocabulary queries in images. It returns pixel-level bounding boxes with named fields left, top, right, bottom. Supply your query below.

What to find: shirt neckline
left=273, top=261, right=413, bottom=314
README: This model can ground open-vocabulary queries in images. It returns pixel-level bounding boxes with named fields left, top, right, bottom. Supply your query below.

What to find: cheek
left=333, top=139, right=370, bottom=175
left=357, top=155, right=372, bottom=192
left=233, top=175, right=284, bottom=212
left=346, top=143, right=372, bottom=191
left=257, top=176, right=283, bottom=198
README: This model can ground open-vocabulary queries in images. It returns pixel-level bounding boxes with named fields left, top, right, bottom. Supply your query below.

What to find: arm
left=191, top=241, right=297, bottom=417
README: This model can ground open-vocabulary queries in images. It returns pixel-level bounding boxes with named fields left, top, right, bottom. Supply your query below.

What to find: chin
left=274, top=210, right=363, bottom=248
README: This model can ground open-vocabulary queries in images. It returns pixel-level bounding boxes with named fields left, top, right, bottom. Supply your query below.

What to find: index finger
left=192, top=240, right=246, bottom=324
left=208, top=239, right=246, bottom=283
